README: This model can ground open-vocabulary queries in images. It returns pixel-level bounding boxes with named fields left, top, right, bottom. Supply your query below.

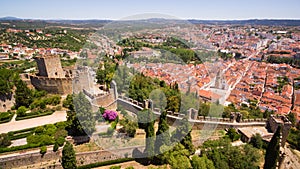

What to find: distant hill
left=0, top=16, right=22, bottom=20
left=188, top=19, right=300, bottom=26
left=1, top=16, right=300, bottom=26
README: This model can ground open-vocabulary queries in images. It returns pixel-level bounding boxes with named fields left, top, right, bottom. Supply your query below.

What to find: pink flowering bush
left=102, top=110, right=118, bottom=121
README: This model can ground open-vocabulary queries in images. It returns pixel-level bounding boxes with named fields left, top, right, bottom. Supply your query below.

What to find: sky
left=1, top=0, right=300, bottom=20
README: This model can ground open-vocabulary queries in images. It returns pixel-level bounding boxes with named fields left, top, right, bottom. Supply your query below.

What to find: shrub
left=15, top=110, right=54, bottom=121
left=17, top=106, right=27, bottom=117
left=102, top=110, right=118, bottom=121
left=35, top=126, right=45, bottom=134
left=0, top=143, right=40, bottom=153
left=53, top=142, right=59, bottom=152
left=56, top=136, right=65, bottom=147
left=99, top=107, right=105, bottom=115
left=107, top=127, right=115, bottom=135
left=125, top=167, right=134, bottom=169
left=9, top=132, right=33, bottom=140
left=32, top=90, right=47, bottom=98
left=27, top=134, right=54, bottom=146
left=110, top=166, right=121, bottom=169
left=55, top=122, right=67, bottom=130
left=0, top=112, right=11, bottom=121
left=45, top=95, right=61, bottom=106
left=111, top=121, right=118, bottom=129
left=119, top=119, right=138, bottom=137
left=0, top=112, right=14, bottom=124
left=40, top=146, right=47, bottom=155
left=77, top=158, right=134, bottom=169
left=45, top=124, right=57, bottom=136
left=40, top=101, right=46, bottom=109
left=0, top=133, right=11, bottom=148
left=54, top=129, right=68, bottom=140
left=120, top=109, right=128, bottom=117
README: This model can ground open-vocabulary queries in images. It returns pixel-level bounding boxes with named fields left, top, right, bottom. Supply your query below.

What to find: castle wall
left=0, top=146, right=145, bottom=169
left=30, top=75, right=72, bottom=95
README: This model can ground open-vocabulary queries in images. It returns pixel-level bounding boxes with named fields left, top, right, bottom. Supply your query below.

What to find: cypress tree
left=62, top=142, right=77, bottom=169
left=264, top=125, right=281, bottom=169
left=155, top=111, right=170, bottom=154
left=138, top=109, right=155, bottom=158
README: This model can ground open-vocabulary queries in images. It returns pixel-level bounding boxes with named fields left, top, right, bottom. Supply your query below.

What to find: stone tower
left=35, top=55, right=65, bottom=78
left=30, top=55, right=72, bottom=95
left=267, top=115, right=292, bottom=147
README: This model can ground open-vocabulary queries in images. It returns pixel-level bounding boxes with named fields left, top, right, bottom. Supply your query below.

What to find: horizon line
left=1, top=16, right=300, bottom=21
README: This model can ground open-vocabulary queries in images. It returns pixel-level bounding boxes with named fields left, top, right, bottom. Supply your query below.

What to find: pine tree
left=15, top=80, right=32, bottom=108
left=62, top=142, right=77, bottom=169
left=73, top=92, right=96, bottom=136
left=264, top=125, right=281, bottom=169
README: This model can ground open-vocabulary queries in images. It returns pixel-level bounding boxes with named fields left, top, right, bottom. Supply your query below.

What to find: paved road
left=0, top=111, right=67, bottom=134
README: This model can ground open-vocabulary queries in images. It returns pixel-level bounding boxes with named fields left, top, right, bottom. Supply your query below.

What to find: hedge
left=16, top=110, right=54, bottom=121
left=77, top=158, right=134, bottom=169
left=0, top=112, right=14, bottom=124
left=0, top=143, right=40, bottom=154
left=9, top=131, right=33, bottom=140
left=9, top=127, right=36, bottom=135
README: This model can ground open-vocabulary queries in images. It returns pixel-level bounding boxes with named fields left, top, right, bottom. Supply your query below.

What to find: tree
left=53, top=142, right=59, bottom=152
left=72, top=92, right=96, bottom=136
left=202, top=138, right=261, bottom=169
left=149, top=89, right=167, bottom=110
left=145, top=117, right=155, bottom=158
left=62, top=142, right=77, bottom=169
left=264, top=125, right=281, bottom=169
left=161, top=143, right=191, bottom=169
left=263, top=109, right=273, bottom=118
left=0, top=69, right=17, bottom=96
left=171, top=117, right=195, bottom=154
left=287, top=113, right=296, bottom=126
left=287, top=128, right=300, bottom=150
left=96, top=61, right=116, bottom=90
left=138, top=109, right=155, bottom=157
left=0, top=133, right=11, bottom=148
left=119, top=118, right=138, bottom=137
left=15, top=80, right=33, bottom=108
left=198, top=102, right=210, bottom=117
left=191, top=155, right=215, bottom=169
left=63, top=94, right=74, bottom=111
left=155, top=111, right=170, bottom=154
left=226, top=128, right=240, bottom=142
left=250, top=133, right=264, bottom=149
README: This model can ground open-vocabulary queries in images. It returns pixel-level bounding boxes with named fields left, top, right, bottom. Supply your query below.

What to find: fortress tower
left=35, top=55, right=65, bottom=78
left=29, top=55, right=73, bottom=95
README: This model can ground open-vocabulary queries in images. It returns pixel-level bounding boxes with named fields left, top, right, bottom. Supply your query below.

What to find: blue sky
left=1, top=0, right=300, bottom=20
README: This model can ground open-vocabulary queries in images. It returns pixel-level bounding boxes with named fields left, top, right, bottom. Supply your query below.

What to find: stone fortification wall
left=30, top=75, right=72, bottom=95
